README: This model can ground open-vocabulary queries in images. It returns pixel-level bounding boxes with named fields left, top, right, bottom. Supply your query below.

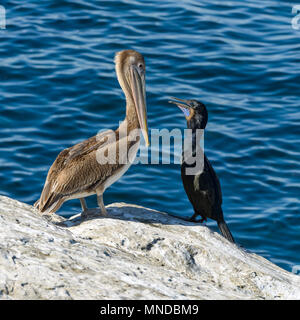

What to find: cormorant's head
left=169, top=97, right=208, bottom=129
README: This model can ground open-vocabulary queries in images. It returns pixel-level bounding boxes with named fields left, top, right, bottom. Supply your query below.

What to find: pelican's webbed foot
left=81, top=208, right=101, bottom=218
left=80, top=198, right=107, bottom=218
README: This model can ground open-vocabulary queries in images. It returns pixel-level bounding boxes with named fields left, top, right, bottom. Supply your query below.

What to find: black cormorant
left=169, top=97, right=235, bottom=243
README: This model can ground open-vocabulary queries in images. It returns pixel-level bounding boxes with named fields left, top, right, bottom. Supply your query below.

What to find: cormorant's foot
left=189, top=216, right=206, bottom=223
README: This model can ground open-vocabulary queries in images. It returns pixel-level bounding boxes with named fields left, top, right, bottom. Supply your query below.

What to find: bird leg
left=80, top=198, right=88, bottom=212
left=190, top=213, right=206, bottom=223
left=80, top=198, right=99, bottom=217
left=97, top=193, right=108, bottom=217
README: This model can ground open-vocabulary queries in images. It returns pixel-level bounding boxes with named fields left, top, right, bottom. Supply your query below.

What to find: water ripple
left=0, top=0, right=299, bottom=272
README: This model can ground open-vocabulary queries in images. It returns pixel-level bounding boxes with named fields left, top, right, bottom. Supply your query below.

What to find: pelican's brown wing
left=35, top=130, right=116, bottom=213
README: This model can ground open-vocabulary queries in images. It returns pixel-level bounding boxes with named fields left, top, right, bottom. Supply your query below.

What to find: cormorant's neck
left=184, top=115, right=207, bottom=160
left=186, top=113, right=207, bottom=131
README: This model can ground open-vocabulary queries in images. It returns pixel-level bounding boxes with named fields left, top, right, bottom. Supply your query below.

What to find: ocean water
left=0, top=0, right=299, bottom=273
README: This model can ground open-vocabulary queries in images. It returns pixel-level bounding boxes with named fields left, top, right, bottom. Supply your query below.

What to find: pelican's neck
left=115, top=63, right=139, bottom=131
left=115, top=103, right=139, bottom=145
left=125, top=101, right=139, bottom=131
left=117, top=103, right=140, bottom=145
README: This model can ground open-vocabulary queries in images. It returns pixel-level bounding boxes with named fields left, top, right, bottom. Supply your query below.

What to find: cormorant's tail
left=217, top=220, right=235, bottom=243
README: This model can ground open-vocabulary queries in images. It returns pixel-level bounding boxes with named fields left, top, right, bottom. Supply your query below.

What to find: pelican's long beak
left=130, top=65, right=150, bottom=147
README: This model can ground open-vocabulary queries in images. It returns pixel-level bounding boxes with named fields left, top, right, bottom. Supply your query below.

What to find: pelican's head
left=169, top=97, right=208, bottom=130
left=115, top=50, right=150, bottom=147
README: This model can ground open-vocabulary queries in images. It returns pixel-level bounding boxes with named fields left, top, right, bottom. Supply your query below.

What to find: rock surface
left=0, top=195, right=299, bottom=300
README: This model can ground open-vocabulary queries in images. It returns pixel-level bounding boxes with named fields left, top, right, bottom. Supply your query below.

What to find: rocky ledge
left=0, top=195, right=299, bottom=300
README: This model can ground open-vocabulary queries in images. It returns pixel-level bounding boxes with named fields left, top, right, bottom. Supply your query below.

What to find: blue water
left=0, top=0, right=299, bottom=273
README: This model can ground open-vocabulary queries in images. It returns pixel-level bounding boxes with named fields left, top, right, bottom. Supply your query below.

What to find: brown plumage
left=35, top=50, right=149, bottom=216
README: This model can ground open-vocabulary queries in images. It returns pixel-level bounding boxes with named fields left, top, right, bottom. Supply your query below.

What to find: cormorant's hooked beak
left=168, top=97, right=192, bottom=118
left=130, top=65, right=150, bottom=147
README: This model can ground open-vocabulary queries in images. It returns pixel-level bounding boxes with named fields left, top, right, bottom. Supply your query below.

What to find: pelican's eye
left=138, top=63, right=144, bottom=71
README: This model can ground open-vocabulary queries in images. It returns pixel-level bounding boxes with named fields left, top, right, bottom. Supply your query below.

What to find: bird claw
left=99, top=208, right=108, bottom=217
left=189, top=215, right=206, bottom=223
left=81, top=208, right=105, bottom=219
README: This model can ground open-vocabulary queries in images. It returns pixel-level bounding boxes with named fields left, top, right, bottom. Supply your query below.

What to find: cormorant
left=169, top=97, right=235, bottom=243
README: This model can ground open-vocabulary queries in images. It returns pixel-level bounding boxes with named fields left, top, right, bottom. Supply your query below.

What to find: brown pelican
left=35, top=49, right=149, bottom=217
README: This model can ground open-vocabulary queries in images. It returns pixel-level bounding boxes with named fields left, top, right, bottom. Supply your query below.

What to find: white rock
left=0, top=195, right=299, bottom=300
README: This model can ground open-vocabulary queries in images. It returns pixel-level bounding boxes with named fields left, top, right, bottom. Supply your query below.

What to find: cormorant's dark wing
left=203, top=154, right=222, bottom=207
left=181, top=153, right=222, bottom=220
